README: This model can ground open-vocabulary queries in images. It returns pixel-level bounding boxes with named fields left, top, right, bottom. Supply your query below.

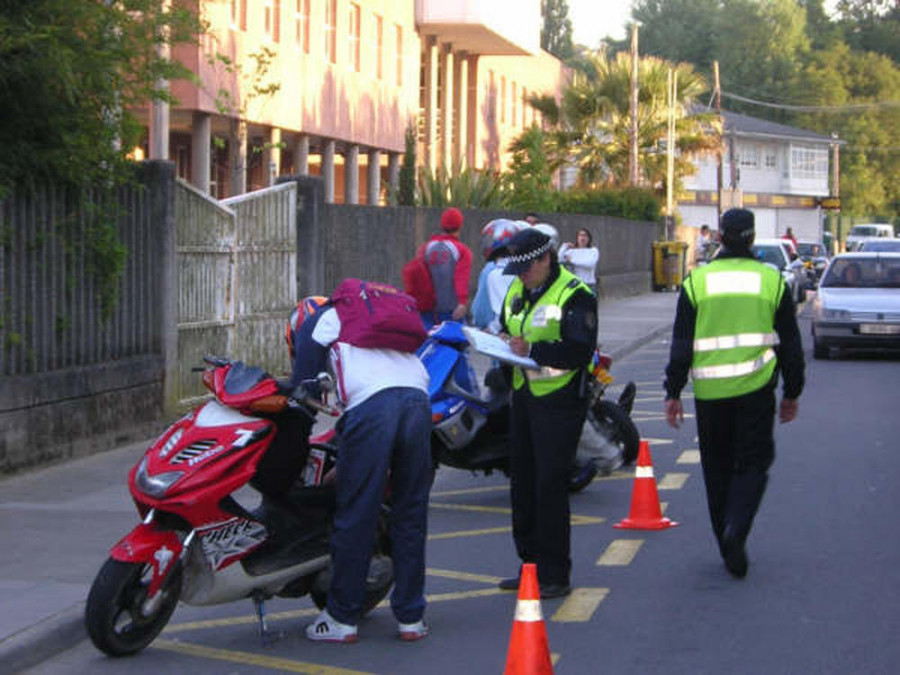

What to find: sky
left=567, top=0, right=843, bottom=49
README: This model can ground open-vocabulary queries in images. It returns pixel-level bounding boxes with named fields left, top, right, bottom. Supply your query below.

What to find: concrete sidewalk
left=0, top=290, right=678, bottom=673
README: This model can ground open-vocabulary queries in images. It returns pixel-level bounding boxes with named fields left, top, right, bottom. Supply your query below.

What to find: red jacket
left=417, top=234, right=472, bottom=307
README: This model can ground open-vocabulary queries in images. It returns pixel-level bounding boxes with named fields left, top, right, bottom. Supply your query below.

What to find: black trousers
left=509, top=379, right=588, bottom=586
left=695, top=384, right=776, bottom=549
left=250, top=411, right=313, bottom=496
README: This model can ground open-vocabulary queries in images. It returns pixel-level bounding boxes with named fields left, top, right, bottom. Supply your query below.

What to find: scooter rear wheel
left=85, top=557, right=182, bottom=656
left=590, top=399, right=640, bottom=466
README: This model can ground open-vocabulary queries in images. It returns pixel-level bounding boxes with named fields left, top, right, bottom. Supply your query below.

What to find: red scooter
left=84, top=356, right=394, bottom=656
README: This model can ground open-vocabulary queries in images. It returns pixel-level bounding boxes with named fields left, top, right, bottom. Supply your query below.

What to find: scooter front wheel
left=85, top=557, right=182, bottom=656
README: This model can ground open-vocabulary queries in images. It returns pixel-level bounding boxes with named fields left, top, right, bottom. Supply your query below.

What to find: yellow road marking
left=550, top=588, right=609, bottom=622
left=592, top=470, right=633, bottom=481
left=596, top=539, right=644, bottom=566
left=153, top=639, right=373, bottom=674
left=660, top=501, right=669, bottom=514
left=658, top=473, right=689, bottom=490
left=164, top=608, right=318, bottom=633
left=634, top=395, right=665, bottom=403
left=430, top=502, right=511, bottom=515
left=426, top=567, right=502, bottom=584
left=552, top=653, right=561, bottom=666
left=430, top=485, right=507, bottom=498
left=639, top=437, right=674, bottom=446
left=428, top=526, right=511, bottom=540
left=677, top=450, right=701, bottom=464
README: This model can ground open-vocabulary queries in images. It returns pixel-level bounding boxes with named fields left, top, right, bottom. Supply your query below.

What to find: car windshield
left=859, top=240, right=900, bottom=253
left=752, top=245, right=786, bottom=270
left=797, top=242, right=824, bottom=257
left=850, top=225, right=887, bottom=237
left=820, top=258, right=900, bottom=288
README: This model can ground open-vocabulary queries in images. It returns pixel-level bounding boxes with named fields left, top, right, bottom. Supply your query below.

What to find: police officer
left=664, top=208, right=805, bottom=578
left=497, top=228, right=597, bottom=598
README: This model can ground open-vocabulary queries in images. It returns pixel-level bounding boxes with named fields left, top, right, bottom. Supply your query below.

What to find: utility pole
left=713, top=61, right=723, bottom=217
left=666, top=67, right=678, bottom=239
left=629, top=23, right=640, bottom=186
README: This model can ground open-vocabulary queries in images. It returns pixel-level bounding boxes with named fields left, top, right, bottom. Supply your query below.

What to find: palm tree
left=531, top=50, right=721, bottom=191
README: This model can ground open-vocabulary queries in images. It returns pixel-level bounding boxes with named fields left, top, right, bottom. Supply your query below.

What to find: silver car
left=751, top=238, right=805, bottom=305
left=811, top=253, right=900, bottom=359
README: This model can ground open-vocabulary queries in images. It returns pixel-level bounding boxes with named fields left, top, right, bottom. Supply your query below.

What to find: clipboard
left=462, top=326, right=540, bottom=370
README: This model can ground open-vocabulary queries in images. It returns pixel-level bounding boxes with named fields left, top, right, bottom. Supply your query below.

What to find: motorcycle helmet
left=531, top=223, right=559, bottom=252
left=479, top=219, right=527, bottom=261
left=285, top=295, right=329, bottom=359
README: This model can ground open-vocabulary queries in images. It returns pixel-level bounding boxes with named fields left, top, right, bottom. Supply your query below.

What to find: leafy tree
left=416, top=165, right=502, bottom=208
left=395, top=122, right=418, bottom=206
left=541, top=0, right=574, bottom=59
left=501, top=126, right=559, bottom=212
left=0, top=0, right=204, bottom=196
left=630, top=0, right=720, bottom=72
left=836, top=0, right=900, bottom=64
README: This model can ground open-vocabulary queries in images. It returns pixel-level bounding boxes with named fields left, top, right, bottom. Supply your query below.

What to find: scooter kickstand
left=252, top=591, right=283, bottom=646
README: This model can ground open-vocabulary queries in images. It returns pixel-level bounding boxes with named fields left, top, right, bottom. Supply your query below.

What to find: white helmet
left=531, top=223, right=559, bottom=252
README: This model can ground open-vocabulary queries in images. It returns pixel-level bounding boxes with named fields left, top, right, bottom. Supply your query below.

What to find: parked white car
left=751, top=238, right=806, bottom=305
left=845, top=224, right=895, bottom=252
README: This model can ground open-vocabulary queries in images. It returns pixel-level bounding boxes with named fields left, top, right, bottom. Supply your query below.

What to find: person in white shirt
left=559, top=228, right=599, bottom=293
left=285, top=294, right=433, bottom=644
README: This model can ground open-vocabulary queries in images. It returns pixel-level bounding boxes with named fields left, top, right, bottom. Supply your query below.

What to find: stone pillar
left=466, top=55, right=479, bottom=169
left=439, top=44, right=454, bottom=173
left=323, top=140, right=336, bottom=203
left=191, top=112, right=211, bottom=194
left=388, top=152, right=401, bottom=196
left=230, top=120, right=248, bottom=196
left=453, top=52, right=468, bottom=170
left=367, top=149, right=381, bottom=205
left=423, top=35, right=438, bottom=173
left=345, top=144, right=360, bottom=205
left=264, top=127, right=281, bottom=187
left=294, top=133, right=310, bottom=175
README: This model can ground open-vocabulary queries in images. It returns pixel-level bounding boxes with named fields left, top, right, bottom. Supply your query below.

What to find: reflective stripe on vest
left=691, top=347, right=776, bottom=380
left=694, top=332, right=779, bottom=352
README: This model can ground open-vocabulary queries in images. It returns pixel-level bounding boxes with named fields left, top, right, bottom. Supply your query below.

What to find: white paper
left=462, top=326, right=540, bottom=370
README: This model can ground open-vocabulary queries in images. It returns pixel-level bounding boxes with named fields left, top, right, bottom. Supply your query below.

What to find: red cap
left=440, top=207, right=464, bottom=232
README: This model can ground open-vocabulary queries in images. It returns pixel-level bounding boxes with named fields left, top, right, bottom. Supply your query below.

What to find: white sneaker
left=397, top=619, right=429, bottom=642
left=305, top=610, right=358, bottom=643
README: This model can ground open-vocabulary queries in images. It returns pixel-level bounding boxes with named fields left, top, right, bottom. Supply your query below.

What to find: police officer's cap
left=503, top=228, right=552, bottom=275
left=720, top=208, right=755, bottom=251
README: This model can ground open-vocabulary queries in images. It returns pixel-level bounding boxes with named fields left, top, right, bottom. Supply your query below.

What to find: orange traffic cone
left=614, top=440, right=679, bottom=530
left=503, top=563, right=553, bottom=675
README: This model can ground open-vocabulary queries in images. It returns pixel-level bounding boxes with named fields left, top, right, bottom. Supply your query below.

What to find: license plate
left=859, top=323, right=900, bottom=335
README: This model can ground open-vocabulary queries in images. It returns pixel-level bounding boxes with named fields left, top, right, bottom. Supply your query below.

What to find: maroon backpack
left=331, top=279, right=427, bottom=353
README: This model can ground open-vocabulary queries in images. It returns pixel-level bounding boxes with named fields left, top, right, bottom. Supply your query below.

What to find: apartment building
left=134, top=0, right=565, bottom=203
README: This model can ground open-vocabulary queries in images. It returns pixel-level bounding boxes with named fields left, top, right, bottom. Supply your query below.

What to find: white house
left=680, top=110, right=838, bottom=242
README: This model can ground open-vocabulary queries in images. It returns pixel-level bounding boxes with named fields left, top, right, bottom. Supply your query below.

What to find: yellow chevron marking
left=658, top=473, right=690, bottom=490
left=428, top=526, right=511, bottom=540
left=596, top=539, right=644, bottom=566
left=677, top=450, right=701, bottom=464
left=430, top=502, right=511, bottom=515
left=426, top=567, right=503, bottom=584
left=551, top=588, right=609, bottom=622
left=152, top=639, right=373, bottom=674
left=430, top=485, right=507, bottom=498
left=639, top=437, right=675, bottom=445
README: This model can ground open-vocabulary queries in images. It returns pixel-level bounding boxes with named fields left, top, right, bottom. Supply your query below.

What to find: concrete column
left=466, top=55, right=479, bottom=169
left=367, top=149, right=381, bottom=205
left=388, top=152, right=401, bottom=196
left=294, top=133, right=310, bottom=175
left=439, top=44, right=454, bottom=173
left=323, top=140, right=335, bottom=203
left=345, top=144, right=360, bottom=205
left=452, top=52, right=468, bottom=170
left=191, top=112, right=211, bottom=194
left=264, top=127, right=281, bottom=187
left=230, top=120, right=247, bottom=196
left=423, top=35, right=438, bottom=173
left=149, top=22, right=170, bottom=160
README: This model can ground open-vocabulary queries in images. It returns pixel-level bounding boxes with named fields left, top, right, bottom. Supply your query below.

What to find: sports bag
left=401, top=254, right=435, bottom=312
left=331, top=278, right=427, bottom=353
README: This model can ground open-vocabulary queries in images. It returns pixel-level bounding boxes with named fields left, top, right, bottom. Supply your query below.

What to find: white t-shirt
left=485, top=257, right=516, bottom=334
left=310, top=309, right=429, bottom=410
left=558, top=244, right=599, bottom=285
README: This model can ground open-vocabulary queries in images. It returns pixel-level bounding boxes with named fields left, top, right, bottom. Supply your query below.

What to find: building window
left=348, top=3, right=361, bottom=73
left=764, top=149, right=777, bottom=170
left=738, top=144, right=759, bottom=168
left=295, top=0, right=309, bottom=52
left=325, top=0, right=337, bottom=64
left=500, top=76, right=506, bottom=123
left=395, top=24, right=403, bottom=86
left=522, top=87, right=528, bottom=127
left=374, top=14, right=383, bottom=80
left=511, top=82, right=517, bottom=127
left=790, top=145, right=828, bottom=179
left=264, top=0, right=280, bottom=43
left=231, top=0, right=247, bottom=30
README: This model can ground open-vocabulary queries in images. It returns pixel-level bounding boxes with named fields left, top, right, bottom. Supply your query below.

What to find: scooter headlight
left=135, top=456, right=184, bottom=498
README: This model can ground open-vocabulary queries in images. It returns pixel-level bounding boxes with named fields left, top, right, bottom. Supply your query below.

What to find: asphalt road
left=24, top=310, right=900, bottom=674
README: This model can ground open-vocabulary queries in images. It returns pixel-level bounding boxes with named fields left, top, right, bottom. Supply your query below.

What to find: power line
left=722, top=91, right=900, bottom=113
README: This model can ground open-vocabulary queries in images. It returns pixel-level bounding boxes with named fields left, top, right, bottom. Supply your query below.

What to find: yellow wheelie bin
left=652, top=241, right=688, bottom=291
